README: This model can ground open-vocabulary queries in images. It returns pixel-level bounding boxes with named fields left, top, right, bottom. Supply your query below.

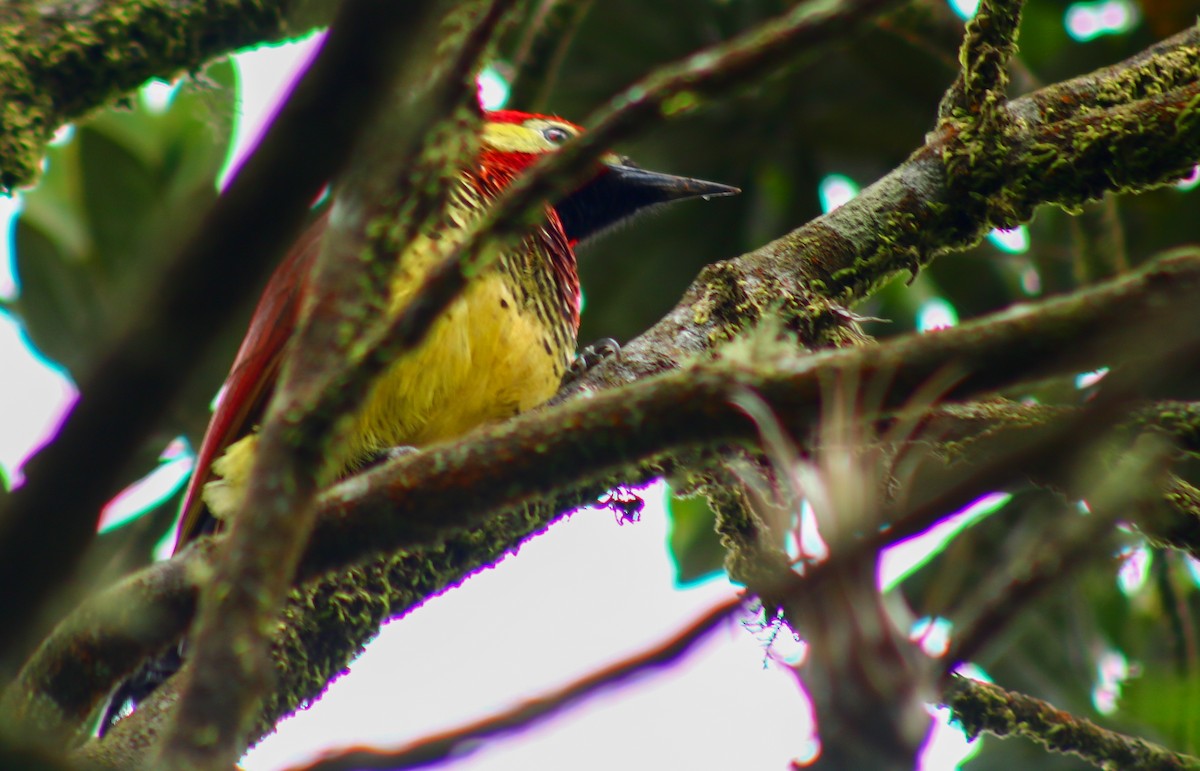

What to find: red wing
left=174, top=213, right=329, bottom=549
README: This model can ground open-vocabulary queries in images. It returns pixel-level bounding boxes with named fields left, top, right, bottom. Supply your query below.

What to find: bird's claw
left=361, top=445, right=419, bottom=470
left=567, top=338, right=621, bottom=381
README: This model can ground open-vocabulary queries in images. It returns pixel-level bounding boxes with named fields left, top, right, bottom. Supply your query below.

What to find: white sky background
left=0, top=37, right=987, bottom=770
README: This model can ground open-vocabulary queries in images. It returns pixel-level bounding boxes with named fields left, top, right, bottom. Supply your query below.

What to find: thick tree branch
left=0, top=540, right=213, bottom=747
left=308, top=249, right=1200, bottom=582
left=570, top=28, right=1200, bottom=394
left=1021, top=25, right=1200, bottom=125
left=0, top=0, right=328, bottom=190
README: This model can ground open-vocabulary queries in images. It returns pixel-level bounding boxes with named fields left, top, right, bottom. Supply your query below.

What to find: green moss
left=0, top=0, right=292, bottom=190
left=1093, top=46, right=1200, bottom=112
left=829, top=205, right=933, bottom=301
left=689, top=261, right=760, bottom=344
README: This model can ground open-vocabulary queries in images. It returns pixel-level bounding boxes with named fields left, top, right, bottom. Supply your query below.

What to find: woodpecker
left=100, top=110, right=734, bottom=734
left=171, top=109, right=738, bottom=548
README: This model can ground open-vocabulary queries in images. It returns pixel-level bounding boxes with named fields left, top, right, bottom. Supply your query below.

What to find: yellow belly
left=345, top=268, right=569, bottom=459
left=204, top=252, right=571, bottom=520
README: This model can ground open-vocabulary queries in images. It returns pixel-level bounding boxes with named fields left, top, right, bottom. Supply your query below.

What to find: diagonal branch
left=152, top=3, right=515, bottom=769
left=305, top=250, right=1200, bottom=582
left=944, top=676, right=1200, bottom=769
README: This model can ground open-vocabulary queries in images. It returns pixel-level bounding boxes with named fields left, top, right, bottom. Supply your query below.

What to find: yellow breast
left=343, top=254, right=571, bottom=461
left=203, top=186, right=576, bottom=521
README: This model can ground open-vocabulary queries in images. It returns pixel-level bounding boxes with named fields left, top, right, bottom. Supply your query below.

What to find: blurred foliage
left=666, top=490, right=727, bottom=585
left=8, top=0, right=1200, bottom=766
left=8, top=62, right=236, bottom=379
left=5, top=60, right=239, bottom=562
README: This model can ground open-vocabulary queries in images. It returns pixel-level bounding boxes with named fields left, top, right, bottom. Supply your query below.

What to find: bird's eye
left=542, top=126, right=571, bottom=145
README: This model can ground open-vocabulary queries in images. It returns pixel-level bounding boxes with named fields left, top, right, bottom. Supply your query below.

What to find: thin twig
left=284, top=596, right=744, bottom=771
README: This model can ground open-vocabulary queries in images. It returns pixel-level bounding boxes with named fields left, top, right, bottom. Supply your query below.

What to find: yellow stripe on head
left=483, top=116, right=580, bottom=155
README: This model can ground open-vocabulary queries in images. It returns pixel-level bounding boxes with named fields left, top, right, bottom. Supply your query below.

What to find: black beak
left=555, top=162, right=739, bottom=244
left=604, top=163, right=741, bottom=204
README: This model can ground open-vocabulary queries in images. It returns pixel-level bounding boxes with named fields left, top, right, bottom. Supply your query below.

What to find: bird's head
left=481, top=110, right=738, bottom=244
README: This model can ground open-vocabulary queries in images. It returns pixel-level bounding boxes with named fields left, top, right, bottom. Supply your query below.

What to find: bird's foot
left=566, top=338, right=621, bottom=383
left=361, top=445, right=419, bottom=470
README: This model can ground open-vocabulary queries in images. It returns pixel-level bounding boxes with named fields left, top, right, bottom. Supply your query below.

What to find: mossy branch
left=945, top=676, right=1200, bottom=770
left=0, top=0, right=324, bottom=190
left=938, top=0, right=1024, bottom=121
left=561, top=27, right=1200, bottom=399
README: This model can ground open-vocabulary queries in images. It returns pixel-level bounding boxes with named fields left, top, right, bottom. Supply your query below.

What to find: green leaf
left=78, top=125, right=158, bottom=276
left=11, top=218, right=99, bottom=373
